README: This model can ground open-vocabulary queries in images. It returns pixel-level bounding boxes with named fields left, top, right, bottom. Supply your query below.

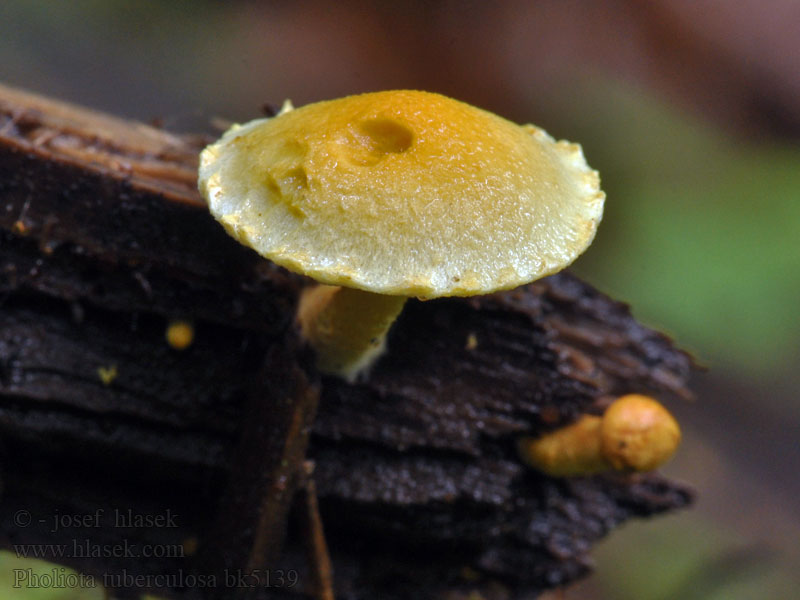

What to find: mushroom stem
left=518, top=415, right=609, bottom=477
left=297, top=285, right=407, bottom=381
left=518, top=394, right=681, bottom=477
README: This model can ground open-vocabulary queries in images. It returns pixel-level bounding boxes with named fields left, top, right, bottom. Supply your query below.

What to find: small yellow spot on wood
left=465, top=332, right=478, bottom=350
left=166, top=320, right=194, bottom=350
left=97, top=365, right=118, bottom=385
left=182, top=536, right=199, bottom=556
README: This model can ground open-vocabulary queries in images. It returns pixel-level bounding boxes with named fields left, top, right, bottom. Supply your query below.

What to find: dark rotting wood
left=299, top=462, right=335, bottom=600
left=199, top=341, right=320, bottom=599
left=0, top=83, right=696, bottom=599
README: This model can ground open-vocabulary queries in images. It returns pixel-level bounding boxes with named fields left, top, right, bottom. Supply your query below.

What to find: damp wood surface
left=0, top=83, right=695, bottom=600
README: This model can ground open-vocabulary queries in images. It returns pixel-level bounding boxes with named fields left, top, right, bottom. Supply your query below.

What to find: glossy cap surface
left=199, top=91, right=604, bottom=298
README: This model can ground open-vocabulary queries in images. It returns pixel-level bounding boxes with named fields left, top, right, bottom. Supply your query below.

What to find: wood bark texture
left=0, top=84, right=694, bottom=600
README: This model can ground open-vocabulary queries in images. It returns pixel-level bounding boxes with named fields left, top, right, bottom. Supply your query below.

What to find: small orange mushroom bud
left=518, top=394, right=681, bottom=477
left=600, top=394, right=681, bottom=472
left=12, top=220, right=28, bottom=235
left=166, top=319, right=194, bottom=350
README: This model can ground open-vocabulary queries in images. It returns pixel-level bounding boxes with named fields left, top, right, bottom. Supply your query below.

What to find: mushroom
left=198, top=91, right=604, bottom=380
left=517, top=394, right=682, bottom=477
left=166, top=319, right=194, bottom=351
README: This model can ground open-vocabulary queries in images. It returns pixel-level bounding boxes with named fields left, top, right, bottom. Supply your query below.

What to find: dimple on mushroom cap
left=199, top=90, right=604, bottom=298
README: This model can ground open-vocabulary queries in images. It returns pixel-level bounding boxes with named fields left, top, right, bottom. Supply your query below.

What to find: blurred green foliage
left=542, top=79, right=800, bottom=600
left=0, top=551, right=104, bottom=599
left=0, top=552, right=175, bottom=599
left=547, top=81, right=800, bottom=380
left=592, top=514, right=799, bottom=600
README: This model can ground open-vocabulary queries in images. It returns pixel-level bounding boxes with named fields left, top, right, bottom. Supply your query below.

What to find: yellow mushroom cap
left=600, top=394, right=682, bottom=472
left=199, top=90, right=604, bottom=298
